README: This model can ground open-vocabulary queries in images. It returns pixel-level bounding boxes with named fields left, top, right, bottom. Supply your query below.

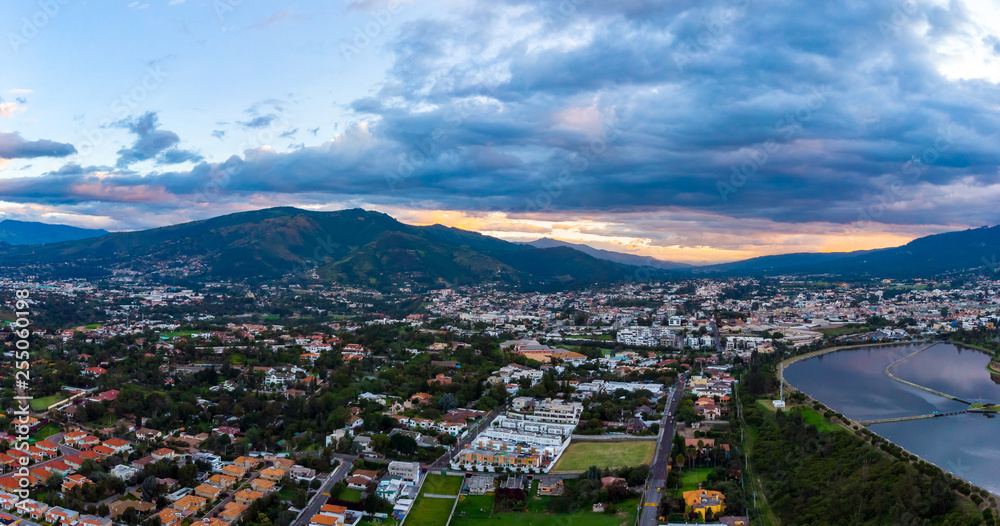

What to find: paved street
left=292, top=459, right=352, bottom=526
left=638, top=378, right=685, bottom=526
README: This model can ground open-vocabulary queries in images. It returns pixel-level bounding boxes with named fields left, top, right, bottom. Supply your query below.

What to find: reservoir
left=784, top=342, right=1000, bottom=495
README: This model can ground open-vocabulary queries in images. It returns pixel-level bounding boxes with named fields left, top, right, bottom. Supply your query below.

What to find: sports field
left=551, top=441, right=656, bottom=472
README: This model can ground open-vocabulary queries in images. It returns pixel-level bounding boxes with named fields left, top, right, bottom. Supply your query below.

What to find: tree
left=370, top=433, right=391, bottom=453
left=141, top=475, right=159, bottom=501
left=438, top=393, right=459, bottom=412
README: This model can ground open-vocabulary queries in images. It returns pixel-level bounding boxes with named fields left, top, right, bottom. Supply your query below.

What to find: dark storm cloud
left=0, top=132, right=77, bottom=159
left=6, top=0, right=1000, bottom=229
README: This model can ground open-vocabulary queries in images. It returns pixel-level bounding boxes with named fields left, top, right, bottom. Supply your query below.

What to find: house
left=289, top=465, right=317, bottom=481
left=20, top=500, right=48, bottom=521
left=45, top=506, right=79, bottom=525
left=260, top=467, right=286, bottom=482
left=62, top=456, right=85, bottom=471
left=83, top=367, right=107, bottom=377
left=195, top=484, right=223, bottom=500
left=157, top=508, right=184, bottom=526
left=600, top=477, right=626, bottom=489
left=207, top=474, right=237, bottom=489
left=251, top=479, right=276, bottom=493
left=77, top=515, right=113, bottom=526
left=309, top=514, right=338, bottom=526
left=683, top=488, right=725, bottom=519
left=35, top=441, right=59, bottom=456
left=172, top=495, right=208, bottom=513
left=222, top=464, right=248, bottom=479
left=345, top=476, right=371, bottom=490
left=62, top=474, right=92, bottom=491
left=625, top=417, right=648, bottom=433
left=110, top=464, right=141, bottom=481
left=92, top=445, right=116, bottom=458
left=79, top=450, right=102, bottom=462
left=108, top=500, right=155, bottom=519
left=387, top=461, right=420, bottom=482
left=45, top=460, right=72, bottom=476
left=0, top=491, right=18, bottom=511
left=135, top=428, right=163, bottom=441
left=218, top=502, right=247, bottom=522
left=103, top=438, right=132, bottom=454
left=538, top=480, right=563, bottom=496
left=234, top=489, right=263, bottom=506
left=234, top=456, right=261, bottom=470
left=151, top=448, right=177, bottom=461
left=77, top=435, right=100, bottom=449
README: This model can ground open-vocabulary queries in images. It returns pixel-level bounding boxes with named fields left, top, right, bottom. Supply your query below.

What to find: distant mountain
left=0, top=220, right=109, bottom=245
left=526, top=238, right=692, bottom=270
left=697, top=225, right=1000, bottom=277
left=0, top=207, right=660, bottom=288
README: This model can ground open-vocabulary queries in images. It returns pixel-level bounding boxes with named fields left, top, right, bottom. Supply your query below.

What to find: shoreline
left=776, top=339, right=1000, bottom=501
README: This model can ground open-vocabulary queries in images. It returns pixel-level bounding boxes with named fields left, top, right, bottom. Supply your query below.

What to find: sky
left=2, top=0, right=999, bottom=264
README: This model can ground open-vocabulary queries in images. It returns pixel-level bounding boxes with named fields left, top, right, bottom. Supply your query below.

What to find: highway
left=637, top=377, right=685, bottom=526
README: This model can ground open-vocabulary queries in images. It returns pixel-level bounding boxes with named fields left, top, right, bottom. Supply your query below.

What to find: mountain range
left=0, top=207, right=652, bottom=288
left=1, top=207, right=998, bottom=286
left=0, top=220, right=108, bottom=245
left=525, top=238, right=692, bottom=270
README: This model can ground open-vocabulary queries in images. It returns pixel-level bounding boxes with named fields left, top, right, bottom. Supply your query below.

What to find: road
left=637, top=377, right=685, bottom=526
left=291, top=459, right=353, bottom=526
left=710, top=319, right=724, bottom=354
left=429, top=405, right=504, bottom=470
left=203, top=469, right=263, bottom=520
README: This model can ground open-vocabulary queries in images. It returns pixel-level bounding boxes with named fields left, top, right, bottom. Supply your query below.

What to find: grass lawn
left=453, top=495, right=494, bottom=519
left=29, top=394, right=65, bottom=411
left=338, top=488, right=364, bottom=502
left=33, top=423, right=62, bottom=440
left=799, top=407, right=844, bottom=433
left=405, top=496, right=455, bottom=526
left=420, top=475, right=463, bottom=496
left=679, top=467, right=712, bottom=492
left=84, top=324, right=101, bottom=329
left=452, top=497, right=639, bottom=526
left=551, top=441, right=656, bottom=473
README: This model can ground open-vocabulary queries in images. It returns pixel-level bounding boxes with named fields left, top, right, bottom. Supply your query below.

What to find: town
left=2, top=273, right=999, bottom=526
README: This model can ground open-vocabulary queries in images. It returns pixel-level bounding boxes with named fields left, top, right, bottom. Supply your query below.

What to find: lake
left=784, top=342, right=1000, bottom=495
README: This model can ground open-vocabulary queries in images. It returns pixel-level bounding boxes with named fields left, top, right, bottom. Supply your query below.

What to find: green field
left=451, top=498, right=639, bottom=526
left=84, top=324, right=101, bottom=329
left=551, top=441, right=656, bottom=473
left=679, top=467, right=712, bottom=491
left=421, top=475, right=463, bottom=496
left=338, top=488, right=364, bottom=502
left=453, top=495, right=493, bottom=519
left=799, top=407, right=843, bottom=433
left=405, top=496, right=455, bottom=526
left=758, top=402, right=842, bottom=433
left=34, top=423, right=62, bottom=440
left=29, top=394, right=65, bottom=411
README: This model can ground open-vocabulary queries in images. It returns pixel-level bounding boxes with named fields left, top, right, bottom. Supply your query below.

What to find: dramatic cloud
left=115, top=112, right=201, bottom=167
left=4, top=0, right=1000, bottom=261
left=0, top=132, right=77, bottom=159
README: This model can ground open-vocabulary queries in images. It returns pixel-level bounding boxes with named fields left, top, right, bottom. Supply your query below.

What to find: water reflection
left=785, top=343, right=1000, bottom=495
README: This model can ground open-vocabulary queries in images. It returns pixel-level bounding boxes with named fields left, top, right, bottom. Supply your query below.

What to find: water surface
left=785, top=343, right=1000, bottom=494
